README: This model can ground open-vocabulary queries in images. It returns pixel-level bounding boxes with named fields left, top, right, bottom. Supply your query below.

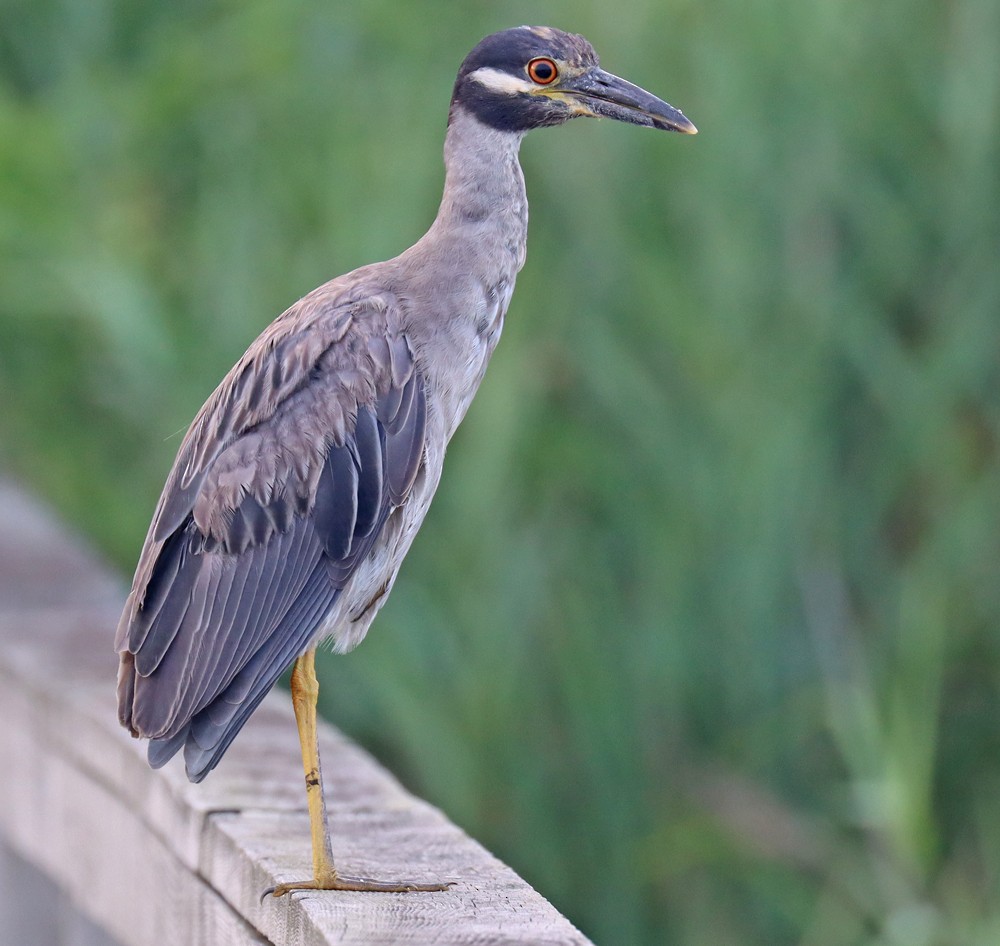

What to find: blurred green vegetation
left=2, top=0, right=999, bottom=943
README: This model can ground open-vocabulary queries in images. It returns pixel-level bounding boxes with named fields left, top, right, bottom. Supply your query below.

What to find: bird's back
left=116, top=265, right=439, bottom=778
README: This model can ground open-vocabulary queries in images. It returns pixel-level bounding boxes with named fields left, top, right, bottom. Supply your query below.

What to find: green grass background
left=2, top=0, right=999, bottom=943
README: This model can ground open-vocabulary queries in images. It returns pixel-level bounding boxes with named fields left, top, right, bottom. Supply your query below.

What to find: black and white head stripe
left=464, top=67, right=540, bottom=97
left=450, top=26, right=599, bottom=132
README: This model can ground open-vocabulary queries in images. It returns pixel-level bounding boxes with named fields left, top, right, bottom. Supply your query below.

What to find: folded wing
left=116, top=291, right=427, bottom=781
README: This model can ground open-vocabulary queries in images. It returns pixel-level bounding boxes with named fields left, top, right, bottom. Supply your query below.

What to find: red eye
left=527, top=58, right=558, bottom=85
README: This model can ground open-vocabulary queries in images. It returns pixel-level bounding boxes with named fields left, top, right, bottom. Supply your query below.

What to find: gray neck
left=417, top=105, right=529, bottom=278
left=394, top=105, right=530, bottom=438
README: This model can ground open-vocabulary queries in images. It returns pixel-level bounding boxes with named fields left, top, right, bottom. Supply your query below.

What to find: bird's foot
left=264, top=870, right=454, bottom=899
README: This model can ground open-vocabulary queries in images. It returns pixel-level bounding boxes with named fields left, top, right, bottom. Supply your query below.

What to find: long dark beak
left=561, top=68, right=697, bottom=134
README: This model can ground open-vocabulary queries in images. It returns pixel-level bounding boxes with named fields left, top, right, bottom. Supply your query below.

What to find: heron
left=116, top=25, right=696, bottom=895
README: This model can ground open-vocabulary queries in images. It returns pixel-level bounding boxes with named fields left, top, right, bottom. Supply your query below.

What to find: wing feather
left=182, top=558, right=340, bottom=780
left=312, top=443, right=359, bottom=559
left=385, top=373, right=427, bottom=503
left=118, top=284, right=430, bottom=782
left=352, top=406, right=383, bottom=538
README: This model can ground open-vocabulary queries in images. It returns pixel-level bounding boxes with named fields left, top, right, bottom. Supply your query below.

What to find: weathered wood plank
left=0, top=844, right=122, bottom=946
left=0, top=480, right=122, bottom=610
left=0, top=614, right=271, bottom=946
left=0, top=480, right=594, bottom=946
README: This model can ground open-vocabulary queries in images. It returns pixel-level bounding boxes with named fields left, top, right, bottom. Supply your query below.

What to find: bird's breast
left=416, top=267, right=515, bottom=443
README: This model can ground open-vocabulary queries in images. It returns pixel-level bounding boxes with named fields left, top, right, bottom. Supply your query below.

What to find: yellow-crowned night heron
left=116, top=25, right=696, bottom=895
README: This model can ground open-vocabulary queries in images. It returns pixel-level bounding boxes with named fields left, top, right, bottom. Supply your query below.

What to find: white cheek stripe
left=466, top=67, right=537, bottom=95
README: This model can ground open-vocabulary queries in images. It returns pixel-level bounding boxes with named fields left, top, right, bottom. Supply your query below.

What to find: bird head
left=451, top=26, right=697, bottom=135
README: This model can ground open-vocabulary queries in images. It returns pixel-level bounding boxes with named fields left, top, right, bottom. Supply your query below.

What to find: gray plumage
left=116, top=25, right=696, bottom=784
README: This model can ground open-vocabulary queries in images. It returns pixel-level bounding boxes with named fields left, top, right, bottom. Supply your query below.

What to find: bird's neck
left=391, top=105, right=529, bottom=439
left=423, top=105, right=529, bottom=275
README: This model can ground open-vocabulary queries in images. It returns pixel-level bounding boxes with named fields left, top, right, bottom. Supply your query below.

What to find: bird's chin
left=534, top=90, right=599, bottom=118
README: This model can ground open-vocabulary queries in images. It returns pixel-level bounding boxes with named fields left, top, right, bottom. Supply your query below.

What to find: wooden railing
left=0, top=479, right=593, bottom=946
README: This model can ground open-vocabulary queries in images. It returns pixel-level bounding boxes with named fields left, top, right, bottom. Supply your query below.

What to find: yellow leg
left=268, top=648, right=451, bottom=896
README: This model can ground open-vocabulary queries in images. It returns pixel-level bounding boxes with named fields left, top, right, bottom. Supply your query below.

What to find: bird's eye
left=527, top=58, right=558, bottom=85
